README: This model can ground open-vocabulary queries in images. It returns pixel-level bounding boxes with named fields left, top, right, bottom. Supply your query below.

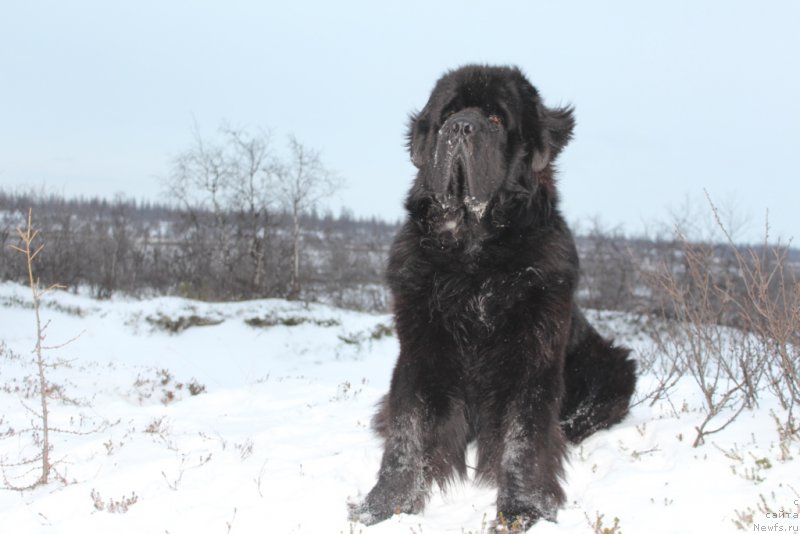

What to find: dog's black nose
left=450, top=118, right=475, bottom=138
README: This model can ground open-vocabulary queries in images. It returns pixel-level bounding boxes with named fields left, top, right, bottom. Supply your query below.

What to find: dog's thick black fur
left=349, top=65, right=637, bottom=528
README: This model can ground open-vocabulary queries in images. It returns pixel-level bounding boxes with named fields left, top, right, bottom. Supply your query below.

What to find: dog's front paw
left=489, top=511, right=540, bottom=533
left=347, top=497, right=392, bottom=526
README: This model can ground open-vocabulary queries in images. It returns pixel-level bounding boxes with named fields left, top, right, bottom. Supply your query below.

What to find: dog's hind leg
left=560, top=306, right=637, bottom=443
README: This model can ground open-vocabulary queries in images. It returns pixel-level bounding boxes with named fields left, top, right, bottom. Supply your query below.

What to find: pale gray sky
left=1, top=1, right=798, bottom=241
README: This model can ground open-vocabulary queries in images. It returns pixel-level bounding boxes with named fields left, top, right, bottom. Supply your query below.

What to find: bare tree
left=167, top=122, right=232, bottom=226
left=163, top=124, right=278, bottom=298
left=7, top=210, right=63, bottom=487
left=1, top=130, right=363, bottom=306
left=223, top=126, right=275, bottom=291
left=274, top=135, right=342, bottom=298
left=2, top=210, right=111, bottom=489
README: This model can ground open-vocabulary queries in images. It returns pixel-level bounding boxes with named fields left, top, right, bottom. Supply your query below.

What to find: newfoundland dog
left=350, top=65, right=637, bottom=529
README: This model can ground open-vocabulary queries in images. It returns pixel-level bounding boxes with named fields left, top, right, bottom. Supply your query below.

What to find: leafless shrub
left=642, top=194, right=799, bottom=446
left=226, top=507, right=237, bottom=534
left=234, top=438, right=254, bottom=461
left=584, top=511, right=623, bottom=534
left=337, top=322, right=394, bottom=349
left=187, top=380, right=206, bottom=397
left=146, top=313, right=224, bottom=333
left=90, top=488, right=139, bottom=514
left=144, top=416, right=169, bottom=435
left=161, top=452, right=212, bottom=491
left=577, top=218, right=639, bottom=312
left=133, top=369, right=207, bottom=405
left=244, top=314, right=340, bottom=328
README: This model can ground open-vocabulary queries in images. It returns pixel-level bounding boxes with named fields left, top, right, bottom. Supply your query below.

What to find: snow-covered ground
left=0, top=282, right=798, bottom=533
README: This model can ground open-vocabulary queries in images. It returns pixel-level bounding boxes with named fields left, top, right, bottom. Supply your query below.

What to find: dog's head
left=406, top=65, right=574, bottom=232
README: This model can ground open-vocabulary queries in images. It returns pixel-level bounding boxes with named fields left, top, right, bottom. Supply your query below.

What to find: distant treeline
left=0, top=190, right=397, bottom=311
left=1, top=189, right=797, bottom=320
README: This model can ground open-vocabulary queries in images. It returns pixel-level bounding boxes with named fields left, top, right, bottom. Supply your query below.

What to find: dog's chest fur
left=428, top=265, right=543, bottom=346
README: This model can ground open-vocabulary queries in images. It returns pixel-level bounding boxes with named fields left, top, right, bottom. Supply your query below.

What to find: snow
left=1, top=282, right=798, bottom=533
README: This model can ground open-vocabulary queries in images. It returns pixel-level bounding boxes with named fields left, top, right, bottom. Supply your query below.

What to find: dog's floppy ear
left=532, top=104, right=575, bottom=172
left=407, top=107, right=431, bottom=169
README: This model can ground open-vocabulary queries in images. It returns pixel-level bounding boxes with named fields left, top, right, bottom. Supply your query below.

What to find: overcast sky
left=1, top=1, right=798, bottom=242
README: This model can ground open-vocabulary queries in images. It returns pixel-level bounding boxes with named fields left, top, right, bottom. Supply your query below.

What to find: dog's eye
left=488, top=114, right=502, bottom=126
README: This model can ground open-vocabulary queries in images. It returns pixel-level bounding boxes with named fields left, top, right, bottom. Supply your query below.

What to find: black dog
left=350, top=65, right=636, bottom=528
